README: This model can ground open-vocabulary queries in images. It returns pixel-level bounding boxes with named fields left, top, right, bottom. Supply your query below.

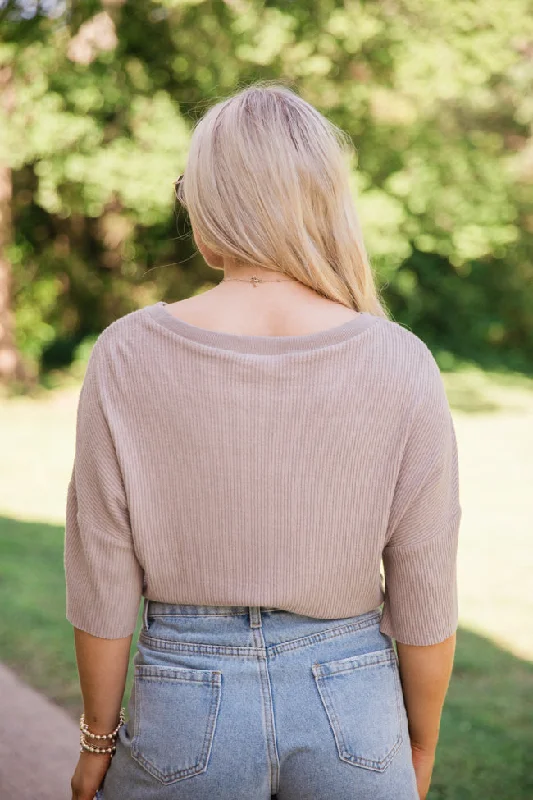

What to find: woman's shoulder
left=363, top=315, right=446, bottom=414
left=368, top=314, right=441, bottom=372
left=83, top=305, right=161, bottom=381
left=90, top=304, right=156, bottom=349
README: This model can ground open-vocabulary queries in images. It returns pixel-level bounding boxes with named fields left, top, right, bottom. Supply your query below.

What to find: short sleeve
left=379, top=348, right=462, bottom=646
left=64, top=336, right=144, bottom=639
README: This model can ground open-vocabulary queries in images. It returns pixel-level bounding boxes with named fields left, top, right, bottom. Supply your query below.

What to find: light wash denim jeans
left=96, top=599, right=418, bottom=799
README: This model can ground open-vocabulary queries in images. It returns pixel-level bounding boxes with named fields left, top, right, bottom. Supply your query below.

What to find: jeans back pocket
left=131, top=664, right=222, bottom=784
left=312, top=646, right=403, bottom=772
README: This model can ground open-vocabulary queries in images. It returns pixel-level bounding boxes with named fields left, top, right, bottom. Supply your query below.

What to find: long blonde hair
left=177, top=80, right=388, bottom=317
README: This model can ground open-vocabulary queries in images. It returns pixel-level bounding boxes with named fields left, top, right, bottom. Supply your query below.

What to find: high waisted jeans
left=96, top=600, right=418, bottom=800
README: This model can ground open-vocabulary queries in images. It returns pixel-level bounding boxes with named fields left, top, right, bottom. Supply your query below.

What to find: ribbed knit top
left=64, top=301, right=461, bottom=645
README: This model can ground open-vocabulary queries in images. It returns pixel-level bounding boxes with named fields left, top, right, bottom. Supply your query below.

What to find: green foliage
left=0, top=0, right=532, bottom=372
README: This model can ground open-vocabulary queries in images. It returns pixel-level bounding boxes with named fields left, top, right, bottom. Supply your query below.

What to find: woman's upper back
left=64, top=300, right=461, bottom=646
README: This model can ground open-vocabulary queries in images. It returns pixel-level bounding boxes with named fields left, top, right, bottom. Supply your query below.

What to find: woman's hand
left=411, top=742, right=436, bottom=800
left=70, top=751, right=112, bottom=800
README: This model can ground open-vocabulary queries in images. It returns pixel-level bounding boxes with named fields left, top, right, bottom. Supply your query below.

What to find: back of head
left=177, top=81, right=387, bottom=316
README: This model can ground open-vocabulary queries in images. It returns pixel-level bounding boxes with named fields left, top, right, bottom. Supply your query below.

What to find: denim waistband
left=145, top=600, right=279, bottom=616
left=142, top=598, right=383, bottom=631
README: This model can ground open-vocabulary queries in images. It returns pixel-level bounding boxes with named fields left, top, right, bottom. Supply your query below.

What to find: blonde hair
left=177, top=80, right=388, bottom=317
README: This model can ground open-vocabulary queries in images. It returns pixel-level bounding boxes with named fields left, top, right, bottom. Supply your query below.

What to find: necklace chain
left=222, top=274, right=297, bottom=288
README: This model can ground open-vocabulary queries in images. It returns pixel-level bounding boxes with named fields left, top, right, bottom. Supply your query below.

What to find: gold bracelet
left=79, top=732, right=116, bottom=755
left=79, top=707, right=126, bottom=740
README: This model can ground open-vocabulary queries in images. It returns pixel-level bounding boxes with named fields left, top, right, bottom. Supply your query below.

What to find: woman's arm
left=379, top=350, right=461, bottom=796
left=74, top=627, right=132, bottom=735
left=65, top=312, right=144, bottom=799
left=70, top=628, right=132, bottom=800
left=396, top=633, right=456, bottom=799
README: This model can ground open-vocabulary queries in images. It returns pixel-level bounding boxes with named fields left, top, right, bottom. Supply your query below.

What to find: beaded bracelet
left=79, top=707, right=126, bottom=754
left=79, top=732, right=116, bottom=755
left=79, top=707, right=126, bottom=740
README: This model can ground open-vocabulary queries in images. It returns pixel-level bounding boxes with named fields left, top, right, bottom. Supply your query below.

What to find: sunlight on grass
left=442, top=370, right=533, bottom=662
left=0, top=385, right=79, bottom=525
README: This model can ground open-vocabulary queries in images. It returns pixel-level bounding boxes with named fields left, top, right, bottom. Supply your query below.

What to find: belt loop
left=248, top=606, right=262, bottom=628
left=142, top=597, right=149, bottom=630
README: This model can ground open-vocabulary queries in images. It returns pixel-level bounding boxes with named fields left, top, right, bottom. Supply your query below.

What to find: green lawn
left=1, top=366, right=532, bottom=799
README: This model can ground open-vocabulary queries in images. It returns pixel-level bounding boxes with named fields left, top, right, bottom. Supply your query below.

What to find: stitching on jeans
left=313, top=654, right=403, bottom=772
left=147, top=609, right=283, bottom=617
left=149, top=612, right=247, bottom=617
left=138, top=612, right=382, bottom=659
left=134, top=663, right=222, bottom=682
left=138, top=634, right=266, bottom=657
left=130, top=670, right=222, bottom=783
left=269, top=614, right=382, bottom=657
left=312, top=647, right=394, bottom=678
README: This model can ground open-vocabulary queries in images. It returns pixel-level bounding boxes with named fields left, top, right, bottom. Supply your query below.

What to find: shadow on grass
left=0, top=514, right=532, bottom=799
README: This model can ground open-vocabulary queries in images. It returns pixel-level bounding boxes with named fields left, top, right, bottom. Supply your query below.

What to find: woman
left=66, top=81, right=461, bottom=800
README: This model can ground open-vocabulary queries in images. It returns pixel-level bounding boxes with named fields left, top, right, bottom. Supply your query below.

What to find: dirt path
left=0, top=663, right=79, bottom=799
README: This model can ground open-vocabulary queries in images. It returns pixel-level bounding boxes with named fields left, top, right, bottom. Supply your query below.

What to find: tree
left=1, top=0, right=532, bottom=379
left=0, top=63, right=27, bottom=384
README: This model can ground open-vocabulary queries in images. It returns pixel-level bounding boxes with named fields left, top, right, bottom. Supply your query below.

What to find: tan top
left=64, top=300, right=461, bottom=644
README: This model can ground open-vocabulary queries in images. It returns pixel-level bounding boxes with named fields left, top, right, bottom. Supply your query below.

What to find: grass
left=1, top=365, right=533, bottom=798
left=0, top=515, right=142, bottom=715
left=433, top=629, right=533, bottom=799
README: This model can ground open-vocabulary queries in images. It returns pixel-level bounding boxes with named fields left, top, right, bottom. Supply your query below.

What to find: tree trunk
left=0, top=66, right=26, bottom=386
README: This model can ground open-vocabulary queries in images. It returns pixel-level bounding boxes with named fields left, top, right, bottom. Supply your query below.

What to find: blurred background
left=0, top=1, right=532, bottom=798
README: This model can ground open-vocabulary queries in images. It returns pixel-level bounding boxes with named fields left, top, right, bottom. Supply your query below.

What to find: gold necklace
left=222, top=274, right=298, bottom=288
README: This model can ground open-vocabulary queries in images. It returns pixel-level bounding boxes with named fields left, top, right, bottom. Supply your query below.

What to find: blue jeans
left=97, top=600, right=418, bottom=799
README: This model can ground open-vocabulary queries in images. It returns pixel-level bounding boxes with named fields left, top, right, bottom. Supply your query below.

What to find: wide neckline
left=144, top=301, right=378, bottom=355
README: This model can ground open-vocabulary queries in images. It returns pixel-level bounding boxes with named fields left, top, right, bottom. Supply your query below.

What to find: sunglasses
left=173, top=173, right=184, bottom=204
